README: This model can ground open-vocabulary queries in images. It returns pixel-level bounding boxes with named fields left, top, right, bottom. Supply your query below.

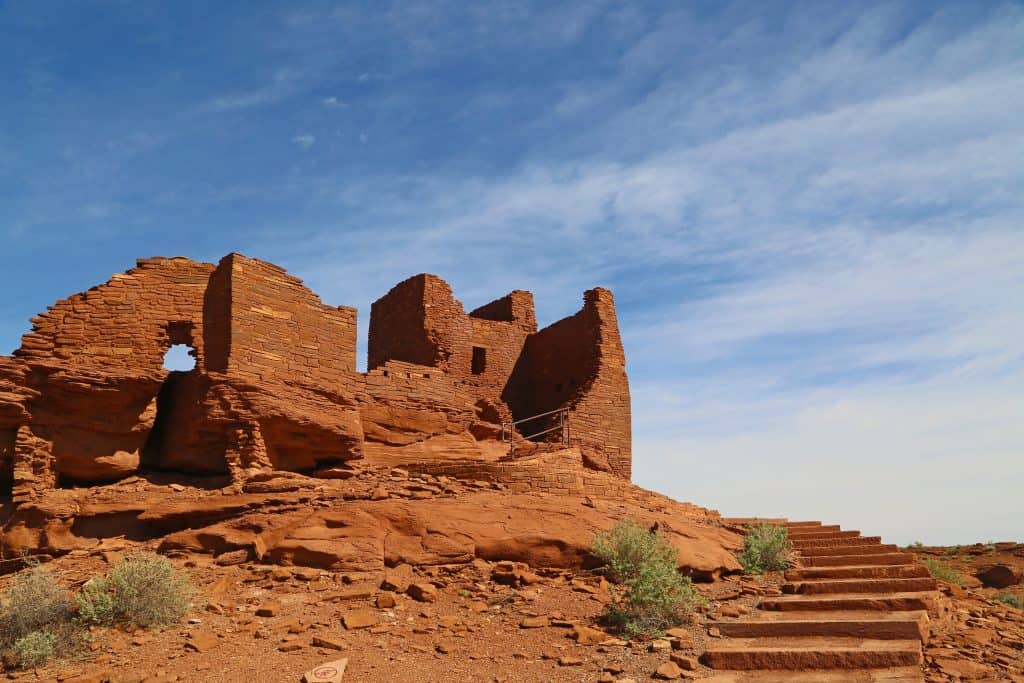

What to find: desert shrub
left=738, top=523, right=793, bottom=574
left=944, top=546, right=962, bottom=557
left=922, top=558, right=965, bottom=587
left=592, top=519, right=705, bottom=638
left=0, top=565, right=90, bottom=668
left=11, top=630, right=57, bottom=668
left=0, top=566, right=72, bottom=647
left=76, top=576, right=117, bottom=625
left=996, top=594, right=1024, bottom=610
left=76, top=554, right=193, bottom=628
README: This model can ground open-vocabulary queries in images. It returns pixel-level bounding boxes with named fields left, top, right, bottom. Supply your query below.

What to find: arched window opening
left=163, top=344, right=196, bottom=371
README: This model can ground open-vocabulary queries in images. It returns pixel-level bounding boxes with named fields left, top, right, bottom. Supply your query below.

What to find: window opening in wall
left=471, top=346, right=487, bottom=375
left=163, top=344, right=196, bottom=371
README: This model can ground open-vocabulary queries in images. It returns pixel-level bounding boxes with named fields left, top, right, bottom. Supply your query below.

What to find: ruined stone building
left=0, top=253, right=631, bottom=503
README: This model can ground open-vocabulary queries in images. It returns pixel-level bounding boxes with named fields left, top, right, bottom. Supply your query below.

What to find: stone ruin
left=0, top=253, right=631, bottom=503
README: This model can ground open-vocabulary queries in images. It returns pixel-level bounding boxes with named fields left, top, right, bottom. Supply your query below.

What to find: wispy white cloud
left=200, top=68, right=305, bottom=112
left=2, top=2, right=1020, bottom=543
left=237, top=5, right=1024, bottom=544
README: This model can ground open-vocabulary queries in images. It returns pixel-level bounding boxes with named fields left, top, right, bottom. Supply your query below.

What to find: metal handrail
left=500, top=406, right=570, bottom=457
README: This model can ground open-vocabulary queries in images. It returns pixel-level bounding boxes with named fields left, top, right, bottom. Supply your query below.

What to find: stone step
left=700, top=636, right=922, bottom=670
left=709, top=610, right=929, bottom=641
left=786, top=524, right=841, bottom=534
left=702, top=667, right=924, bottom=682
left=724, top=517, right=790, bottom=527
left=792, top=536, right=882, bottom=549
left=786, top=564, right=931, bottom=581
left=798, top=544, right=899, bottom=557
left=800, top=553, right=916, bottom=567
left=784, top=521, right=825, bottom=529
left=789, top=530, right=862, bottom=541
left=759, top=591, right=937, bottom=613
left=782, top=577, right=938, bottom=595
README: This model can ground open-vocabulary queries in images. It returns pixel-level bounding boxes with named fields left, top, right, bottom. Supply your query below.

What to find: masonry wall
left=356, top=361, right=481, bottom=446
left=368, top=274, right=472, bottom=374
left=368, top=281, right=537, bottom=402
left=510, top=288, right=632, bottom=479
left=465, top=291, right=536, bottom=400
left=404, top=449, right=586, bottom=495
left=15, top=258, right=214, bottom=372
left=208, top=254, right=357, bottom=386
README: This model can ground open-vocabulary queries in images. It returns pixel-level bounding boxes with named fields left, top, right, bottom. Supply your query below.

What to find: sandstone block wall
left=0, top=252, right=632, bottom=501
left=404, top=448, right=586, bottom=496
left=467, top=292, right=537, bottom=403
left=205, top=254, right=357, bottom=385
left=509, top=288, right=632, bottom=479
left=15, top=257, right=215, bottom=372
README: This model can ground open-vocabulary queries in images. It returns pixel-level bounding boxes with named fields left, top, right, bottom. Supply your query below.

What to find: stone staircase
left=703, top=520, right=938, bottom=682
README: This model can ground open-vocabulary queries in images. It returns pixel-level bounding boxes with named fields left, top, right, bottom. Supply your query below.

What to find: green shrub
left=943, top=545, right=961, bottom=557
left=76, top=577, right=117, bottom=625
left=0, top=566, right=72, bottom=647
left=12, top=630, right=57, bottom=668
left=592, top=519, right=705, bottom=638
left=996, top=594, right=1024, bottom=610
left=921, top=558, right=965, bottom=587
left=76, top=554, right=193, bottom=628
left=738, top=523, right=793, bottom=574
left=0, top=565, right=90, bottom=668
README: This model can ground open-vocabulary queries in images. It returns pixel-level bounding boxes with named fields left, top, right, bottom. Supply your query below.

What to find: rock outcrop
left=0, top=253, right=741, bottom=579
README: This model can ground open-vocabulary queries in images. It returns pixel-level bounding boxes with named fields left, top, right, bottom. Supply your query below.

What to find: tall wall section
left=367, top=274, right=471, bottom=375
left=205, top=254, right=357, bottom=386
left=509, top=288, right=631, bottom=479
left=466, top=291, right=537, bottom=402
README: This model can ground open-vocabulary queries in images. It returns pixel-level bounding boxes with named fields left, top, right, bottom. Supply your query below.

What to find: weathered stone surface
left=975, top=563, right=1022, bottom=589
left=341, top=610, right=378, bottom=630
left=0, top=252, right=745, bottom=585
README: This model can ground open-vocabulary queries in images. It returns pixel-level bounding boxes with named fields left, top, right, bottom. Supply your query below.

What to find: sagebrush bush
left=0, top=566, right=72, bottom=647
left=12, top=630, right=57, bottom=669
left=921, top=558, right=965, bottom=587
left=77, top=554, right=193, bottom=628
left=0, top=565, right=90, bottom=669
left=738, top=523, right=793, bottom=573
left=592, top=519, right=705, bottom=638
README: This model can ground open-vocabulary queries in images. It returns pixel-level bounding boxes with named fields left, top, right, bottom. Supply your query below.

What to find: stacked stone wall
left=368, top=275, right=471, bottom=374
left=511, top=288, right=631, bottom=479
left=210, top=254, right=357, bottom=386
left=405, top=448, right=585, bottom=495
left=15, top=258, right=214, bottom=372
left=0, top=253, right=633, bottom=502
left=357, top=361, right=480, bottom=445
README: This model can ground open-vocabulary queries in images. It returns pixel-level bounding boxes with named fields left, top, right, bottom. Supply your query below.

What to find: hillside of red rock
left=2, top=254, right=1020, bottom=681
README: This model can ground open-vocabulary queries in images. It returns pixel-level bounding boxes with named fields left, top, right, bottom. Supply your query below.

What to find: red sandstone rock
left=0, top=252, right=744, bottom=595
left=975, top=563, right=1022, bottom=589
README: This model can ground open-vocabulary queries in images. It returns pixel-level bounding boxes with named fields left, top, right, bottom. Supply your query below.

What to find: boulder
left=975, top=564, right=1022, bottom=589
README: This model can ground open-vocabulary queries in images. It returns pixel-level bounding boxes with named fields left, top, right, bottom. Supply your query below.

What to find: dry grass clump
left=921, top=558, right=965, bottom=587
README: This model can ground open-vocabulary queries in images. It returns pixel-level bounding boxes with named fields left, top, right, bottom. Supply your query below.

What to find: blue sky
left=1, top=1, right=1021, bottom=544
